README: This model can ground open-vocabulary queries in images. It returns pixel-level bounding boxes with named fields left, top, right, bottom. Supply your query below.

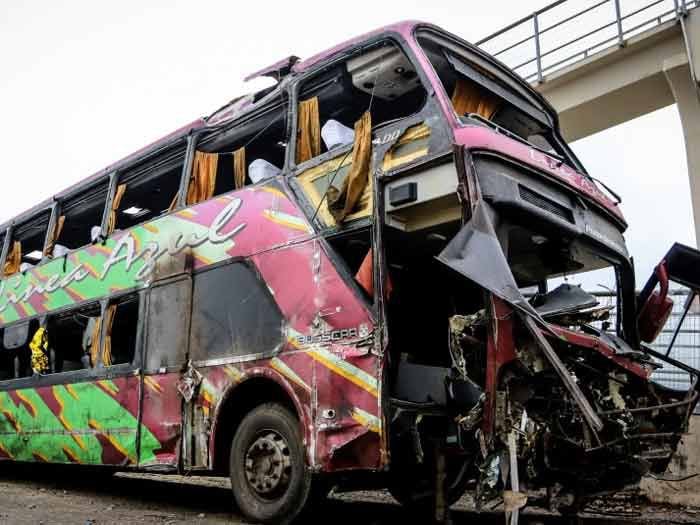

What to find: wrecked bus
left=0, top=20, right=698, bottom=524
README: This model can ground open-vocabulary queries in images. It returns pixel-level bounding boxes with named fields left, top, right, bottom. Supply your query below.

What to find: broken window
left=297, top=40, right=426, bottom=163
left=196, top=98, right=289, bottom=195
left=0, top=321, right=34, bottom=380
left=4, top=210, right=51, bottom=276
left=189, top=261, right=283, bottom=362
left=295, top=41, right=426, bottom=227
left=104, top=296, right=139, bottom=367
left=46, top=302, right=101, bottom=373
left=113, top=144, right=186, bottom=231
left=51, top=178, right=110, bottom=253
left=417, top=33, right=572, bottom=163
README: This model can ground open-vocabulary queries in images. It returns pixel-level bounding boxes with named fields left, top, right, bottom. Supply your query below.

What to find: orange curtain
left=327, top=111, right=372, bottom=222
left=355, top=249, right=393, bottom=299
left=102, top=304, right=117, bottom=367
left=233, top=147, right=246, bottom=190
left=2, top=240, right=21, bottom=277
left=44, top=215, right=65, bottom=257
left=107, top=183, right=127, bottom=236
left=89, top=317, right=103, bottom=367
left=186, top=152, right=218, bottom=205
left=296, top=97, right=321, bottom=164
left=451, top=78, right=500, bottom=119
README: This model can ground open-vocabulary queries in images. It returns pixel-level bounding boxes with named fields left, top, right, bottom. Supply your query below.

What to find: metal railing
left=596, top=290, right=700, bottom=411
left=477, top=0, right=700, bottom=83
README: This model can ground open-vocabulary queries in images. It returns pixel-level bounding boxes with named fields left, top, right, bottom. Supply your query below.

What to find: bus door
left=138, top=274, right=192, bottom=470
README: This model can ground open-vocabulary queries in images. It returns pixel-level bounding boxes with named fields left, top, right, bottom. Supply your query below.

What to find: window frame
left=288, top=34, right=433, bottom=174
left=0, top=290, right=144, bottom=392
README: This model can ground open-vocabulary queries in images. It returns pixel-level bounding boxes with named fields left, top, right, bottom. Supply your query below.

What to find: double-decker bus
left=1, top=20, right=699, bottom=524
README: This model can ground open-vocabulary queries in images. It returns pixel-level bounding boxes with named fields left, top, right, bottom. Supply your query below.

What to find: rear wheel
left=230, top=403, right=311, bottom=524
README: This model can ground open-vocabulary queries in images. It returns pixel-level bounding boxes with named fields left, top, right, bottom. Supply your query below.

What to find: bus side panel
left=138, top=372, right=183, bottom=468
left=0, top=376, right=144, bottom=466
left=251, top=241, right=382, bottom=472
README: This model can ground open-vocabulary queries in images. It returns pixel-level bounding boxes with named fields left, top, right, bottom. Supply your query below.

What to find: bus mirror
left=638, top=262, right=673, bottom=343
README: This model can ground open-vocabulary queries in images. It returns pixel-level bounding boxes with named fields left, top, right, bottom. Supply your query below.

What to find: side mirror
left=638, top=262, right=673, bottom=343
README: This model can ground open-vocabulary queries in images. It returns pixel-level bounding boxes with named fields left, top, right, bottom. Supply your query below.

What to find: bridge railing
left=477, top=0, right=700, bottom=83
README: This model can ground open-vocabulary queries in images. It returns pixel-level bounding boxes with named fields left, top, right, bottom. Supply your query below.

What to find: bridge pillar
left=664, top=55, right=700, bottom=246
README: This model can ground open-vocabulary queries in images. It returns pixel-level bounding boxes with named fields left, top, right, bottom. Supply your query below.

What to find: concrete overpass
left=478, top=0, right=700, bottom=242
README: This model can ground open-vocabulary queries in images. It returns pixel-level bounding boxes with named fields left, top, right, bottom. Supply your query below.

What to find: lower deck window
left=190, top=262, right=283, bottom=362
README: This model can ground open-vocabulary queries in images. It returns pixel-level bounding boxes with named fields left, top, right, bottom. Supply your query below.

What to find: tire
left=230, top=403, right=311, bottom=524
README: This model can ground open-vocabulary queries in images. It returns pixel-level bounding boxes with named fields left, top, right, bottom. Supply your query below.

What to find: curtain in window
left=102, top=304, right=117, bottom=367
left=2, top=240, right=21, bottom=277
left=44, top=215, right=65, bottom=257
left=233, top=147, right=246, bottom=190
left=451, top=78, right=500, bottom=119
left=89, top=316, right=103, bottom=367
left=107, top=183, right=127, bottom=236
left=186, top=152, right=218, bottom=205
left=327, top=111, right=372, bottom=222
left=296, top=97, right=321, bottom=164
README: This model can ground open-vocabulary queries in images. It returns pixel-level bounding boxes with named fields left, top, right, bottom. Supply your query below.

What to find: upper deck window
left=2, top=210, right=51, bottom=276
left=296, top=40, right=426, bottom=164
left=113, top=144, right=186, bottom=231
left=417, top=33, right=572, bottom=163
left=197, top=98, right=289, bottom=196
left=52, top=178, right=110, bottom=254
left=294, top=41, right=427, bottom=227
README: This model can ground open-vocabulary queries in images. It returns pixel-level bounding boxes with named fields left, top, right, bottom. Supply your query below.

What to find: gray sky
left=0, top=1, right=695, bottom=287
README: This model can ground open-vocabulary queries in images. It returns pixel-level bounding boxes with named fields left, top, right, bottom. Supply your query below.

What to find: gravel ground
left=0, top=464, right=698, bottom=524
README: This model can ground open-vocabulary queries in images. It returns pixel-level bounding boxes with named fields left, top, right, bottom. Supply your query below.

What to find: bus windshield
left=417, top=31, right=576, bottom=166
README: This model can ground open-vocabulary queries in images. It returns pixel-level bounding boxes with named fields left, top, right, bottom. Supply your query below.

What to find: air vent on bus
left=519, top=185, right=574, bottom=223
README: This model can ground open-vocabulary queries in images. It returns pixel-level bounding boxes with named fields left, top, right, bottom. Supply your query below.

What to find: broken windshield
left=416, top=31, right=577, bottom=168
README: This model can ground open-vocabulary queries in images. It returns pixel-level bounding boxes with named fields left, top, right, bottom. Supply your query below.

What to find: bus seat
left=249, top=159, right=281, bottom=184
left=321, top=119, right=354, bottom=150
left=52, top=244, right=69, bottom=258
left=90, top=226, right=102, bottom=242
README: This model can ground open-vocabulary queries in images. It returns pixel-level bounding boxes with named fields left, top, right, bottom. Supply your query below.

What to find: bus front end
left=380, top=24, right=700, bottom=514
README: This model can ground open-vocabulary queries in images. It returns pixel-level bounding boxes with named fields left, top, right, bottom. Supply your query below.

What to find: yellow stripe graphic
left=309, top=348, right=378, bottom=398
left=352, top=407, right=382, bottom=435
left=271, top=358, right=310, bottom=391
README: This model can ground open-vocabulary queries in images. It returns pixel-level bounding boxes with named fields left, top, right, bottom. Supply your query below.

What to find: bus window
left=196, top=99, right=289, bottom=197
left=145, top=278, right=190, bottom=372
left=51, top=178, right=110, bottom=254
left=47, top=302, right=101, bottom=373
left=189, top=262, right=283, bottom=363
left=4, top=210, right=51, bottom=276
left=104, top=296, right=139, bottom=367
left=0, top=322, right=33, bottom=380
left=417, top=34, right=568, bottom=160
left=296, top=40, right=426, bottom=165
left=113, top=144, right=186, bottom=232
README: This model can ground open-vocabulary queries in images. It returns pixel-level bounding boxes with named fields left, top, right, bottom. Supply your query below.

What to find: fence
left=597, top=289, right=700, bottom=400
left=477, top=0, right=700, bottom=83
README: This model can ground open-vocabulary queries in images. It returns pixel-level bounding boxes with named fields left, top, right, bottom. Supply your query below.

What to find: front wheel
left=230, top=403, right=311, bottom=524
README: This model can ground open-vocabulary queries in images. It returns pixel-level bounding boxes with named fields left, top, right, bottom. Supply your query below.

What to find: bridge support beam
left=664, top=55, right=700, bottom=245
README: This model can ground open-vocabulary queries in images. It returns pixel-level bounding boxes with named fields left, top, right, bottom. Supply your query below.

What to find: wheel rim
left=244, top=429, right=292, bottom=499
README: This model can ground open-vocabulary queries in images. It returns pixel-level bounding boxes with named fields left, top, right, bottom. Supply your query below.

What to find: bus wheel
left=230, top=403, right=311, bottom=524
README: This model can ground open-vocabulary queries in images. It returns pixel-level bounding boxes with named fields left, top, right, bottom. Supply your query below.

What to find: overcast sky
left=0, top=1, right=695, bottom=287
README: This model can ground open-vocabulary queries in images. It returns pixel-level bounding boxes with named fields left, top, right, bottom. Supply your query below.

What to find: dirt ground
left=0, top=464, right=698, bottom=524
